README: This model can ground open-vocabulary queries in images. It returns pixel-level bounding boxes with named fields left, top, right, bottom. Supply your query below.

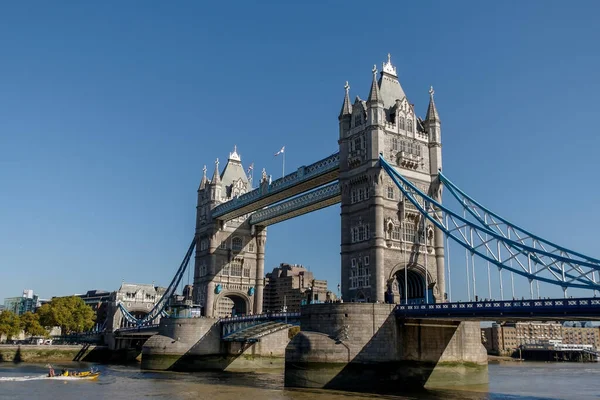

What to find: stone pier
left=285, top=303, right=488, bottom=392
left=141, top=317, right=291, bottom=371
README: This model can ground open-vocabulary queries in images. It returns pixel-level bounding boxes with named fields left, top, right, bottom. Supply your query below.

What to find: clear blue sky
left=1, top=1, right=599, bottom=302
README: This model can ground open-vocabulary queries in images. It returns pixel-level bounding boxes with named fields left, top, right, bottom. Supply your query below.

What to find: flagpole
left=282, top=150, right=285, bottom=178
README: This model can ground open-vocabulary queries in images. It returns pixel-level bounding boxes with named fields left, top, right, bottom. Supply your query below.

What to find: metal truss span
left=212, top=152, right=340, bottom=221
left=249, top=182, right=340, bottom=226
left=379, top=155, right=600, bottom=293
left=395, top=297, right=600, bottom=321
left=119, top=237, right=196, bottom=327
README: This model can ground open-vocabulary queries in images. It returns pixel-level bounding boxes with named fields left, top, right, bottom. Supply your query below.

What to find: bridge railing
left=115, top=324, right=160, bottom=333
left=395, top=297, right=600, bottom=317
left=220, top=312, right=301, bottom=324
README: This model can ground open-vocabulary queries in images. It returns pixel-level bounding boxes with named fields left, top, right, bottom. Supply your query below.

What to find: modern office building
left=3, top=290, right=40, bottom=315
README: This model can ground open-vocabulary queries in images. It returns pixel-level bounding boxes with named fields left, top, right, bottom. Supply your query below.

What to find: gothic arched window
left=407, top=119, right=413, bottom=132
left=232, top=237, right=243, bottom=252
left=398, top=116, right=405, bottom=130
left=231, top=258, right=243, bottom=276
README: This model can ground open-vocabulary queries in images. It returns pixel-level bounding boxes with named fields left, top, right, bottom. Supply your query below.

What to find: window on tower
left=232, top=237, right=243, bottom=252
left=351, top=224, right=370, bottom=243
left=349, top=255, right=371, bottom=289
left=403, top=221, right=417, bottom=243
left=351, top=189, right=357, bottom=204
left=387, top=186, right=395, bottom=200
left=231, top=258, right=243, bottom=276
left=200, top=239, right=208, bottom=251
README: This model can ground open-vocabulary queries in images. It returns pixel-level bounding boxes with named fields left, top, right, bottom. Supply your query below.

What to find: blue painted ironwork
left=249, top=182, right=340, bottom=226
left=212, top=153, right=340, bottom=219
left=439, top=172, right=600, bottom=288
left=395, top=297, right=600, bottom=320
left=118, top=237, right=196, bottom=327
left=379, top=155, right=600, bottom=292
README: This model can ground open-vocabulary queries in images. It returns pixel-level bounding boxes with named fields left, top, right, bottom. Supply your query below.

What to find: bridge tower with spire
left=194, top=146, right=266, bottom=317
left=338, top=54, right=445, bottom=304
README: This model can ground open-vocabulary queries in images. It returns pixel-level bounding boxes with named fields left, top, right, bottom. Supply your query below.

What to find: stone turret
left=339, top=54, right=445, bottom=305
left=367, top=65, right=384, bottom=127
left=338, top=81, right=352, bottom=138
left=193, top=146, right=264, bottom=318
left=425, top=86, right=442, bottom=174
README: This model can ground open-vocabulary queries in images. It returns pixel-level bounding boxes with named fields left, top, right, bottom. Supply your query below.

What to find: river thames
left=0, top=362, right=597, bottom=399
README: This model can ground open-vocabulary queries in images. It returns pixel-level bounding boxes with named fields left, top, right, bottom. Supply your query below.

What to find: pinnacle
left=367, top=65, right=382, bottom=104
left=425, top=86, right=440, bottom=123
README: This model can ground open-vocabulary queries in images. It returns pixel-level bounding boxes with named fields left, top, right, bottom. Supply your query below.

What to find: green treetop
left=0, top=310, right=21, bottom=340
left=37, top=296, right=96, bottom=334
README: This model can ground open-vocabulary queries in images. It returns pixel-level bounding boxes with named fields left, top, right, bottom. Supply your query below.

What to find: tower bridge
left=193, top=54, right=445, bottom=318
left=123, top=54, right=600, bottom=392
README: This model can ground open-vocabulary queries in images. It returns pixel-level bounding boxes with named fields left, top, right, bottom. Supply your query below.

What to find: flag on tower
left=274, top=146, right=285, bottom=156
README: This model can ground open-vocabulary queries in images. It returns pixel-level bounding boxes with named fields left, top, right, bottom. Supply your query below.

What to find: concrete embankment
left=0, top=344, right=130, bottom=363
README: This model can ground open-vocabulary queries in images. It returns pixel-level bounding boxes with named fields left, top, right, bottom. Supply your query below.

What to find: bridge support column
left=434, top=224, right=445, bottom=302
left=205, top=281, right=215, bottom=317
left=254, top=225, right=266, bottom=314
left=285, top=303, right=488, bottom=393
left=374, top=187, right=385, bottom=303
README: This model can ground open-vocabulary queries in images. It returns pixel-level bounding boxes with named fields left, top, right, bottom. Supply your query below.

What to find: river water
left=0, top=362, right=597, bottom=400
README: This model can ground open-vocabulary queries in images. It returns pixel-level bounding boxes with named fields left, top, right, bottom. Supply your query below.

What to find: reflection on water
left=0, top=362, right=598, bottom=400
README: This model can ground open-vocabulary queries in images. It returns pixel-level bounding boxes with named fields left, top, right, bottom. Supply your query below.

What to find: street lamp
left=337, top=283, right=341, bottom=302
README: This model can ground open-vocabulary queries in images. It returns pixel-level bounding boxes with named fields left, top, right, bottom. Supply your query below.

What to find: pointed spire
left=211, top=158, right=220, bottom=184
left=367, top=65, right=382, bottom=104
left=199, top=165, right=208, bottom=190
left=425, top=86, right=440, bottom=123
left=338, top=81, right=352, bottom=119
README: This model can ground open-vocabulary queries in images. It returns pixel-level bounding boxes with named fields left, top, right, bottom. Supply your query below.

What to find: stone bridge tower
left=338, top=55, right=445, bottom=304
left=194, top=147, right=266, bottom=317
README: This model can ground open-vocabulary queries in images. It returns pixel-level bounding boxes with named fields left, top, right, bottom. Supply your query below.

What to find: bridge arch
left=213, top=291, right=251, bottom=318
left=388, top=262, right=437, bottom=304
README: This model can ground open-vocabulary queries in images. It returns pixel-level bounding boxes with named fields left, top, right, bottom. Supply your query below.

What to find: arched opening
left=216, top=294, right=247, bottom=318
left=394, top=269, right=432, bottom=305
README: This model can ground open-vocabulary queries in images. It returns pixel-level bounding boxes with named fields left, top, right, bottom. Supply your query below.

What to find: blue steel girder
left=395, top=297, right=600, bottom=321
left=249, top=182, right=340, bottom=226
left=379, top=156, right=600, bottom=292
left=439, top=172, right=600, bottom=287
left=211, top=153, right=340, bottom=222
left=119, top=237, right=196, bottom=327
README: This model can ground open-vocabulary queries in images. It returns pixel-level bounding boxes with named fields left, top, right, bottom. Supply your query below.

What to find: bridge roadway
left=395, top=297, right=600, bottom=321
left=212, top=153, right=339, bottom=222
left=114, top=324, right=159, bottom=338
